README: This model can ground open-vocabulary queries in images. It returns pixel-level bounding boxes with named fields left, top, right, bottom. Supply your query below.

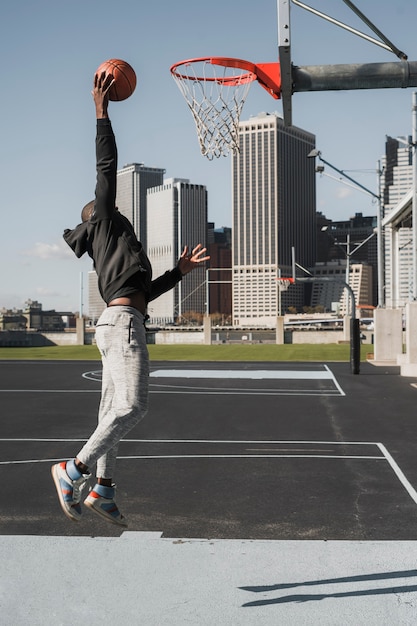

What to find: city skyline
left=2, top=1, right=417, bottom=311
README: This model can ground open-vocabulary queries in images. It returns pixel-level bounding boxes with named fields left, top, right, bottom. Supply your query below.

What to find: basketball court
left=2, top=358, right=417, bottom=623
left=1, top=358, right=417, bottom=539
left=4, top=0, right=417, bottom=622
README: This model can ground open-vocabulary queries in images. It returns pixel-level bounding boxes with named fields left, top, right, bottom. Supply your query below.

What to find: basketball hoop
left=170, top=57, right=281, bottom=159
left=276, top=277, right=295, bottom=292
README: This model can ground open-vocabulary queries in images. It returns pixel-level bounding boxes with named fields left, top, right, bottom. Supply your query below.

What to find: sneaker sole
left=85, top=499, right=128, bottom=528
left=51, top=465, right=81, bottom=523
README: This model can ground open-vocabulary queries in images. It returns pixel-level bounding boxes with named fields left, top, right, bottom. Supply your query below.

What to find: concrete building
left=116, top=162, right=165, bottom=250
left=147, top=178, right=208, bottom=325
left=231, top=112, right=316, bottom=326
left=88, top=271, right=105, bottom=324
left=310, top=261, right=373, bottom=316
left=381, top=136, right=413, bottom=307
left=318, top=212, right=377, bottom=307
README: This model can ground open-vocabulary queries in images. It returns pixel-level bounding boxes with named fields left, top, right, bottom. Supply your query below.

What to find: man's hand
left=178, top=244, right=210, bottom=276
left=92, top=71, right=115, bottom=119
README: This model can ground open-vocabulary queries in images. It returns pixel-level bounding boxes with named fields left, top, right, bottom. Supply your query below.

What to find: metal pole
left=376, top=160, right=385, bottom=307
left=277, top=267, right=282, bottom=316
left=412, top=92, right=417, bottom=300
left=206, top=268, right=209, bottom=316
left=292, top=62, right=417, bottom=93
left=346, top=233, right=350, bottom=315
left=79, top=272, right=83, bottom=319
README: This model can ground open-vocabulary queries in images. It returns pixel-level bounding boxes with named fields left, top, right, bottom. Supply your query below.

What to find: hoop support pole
left=292, top=61, right=417, bottom=92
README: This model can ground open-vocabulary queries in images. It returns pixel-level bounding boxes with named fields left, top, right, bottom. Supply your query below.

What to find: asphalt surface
left=1, top=359, right=417, bottom=539
left=2, top=359, right=417, bottom=625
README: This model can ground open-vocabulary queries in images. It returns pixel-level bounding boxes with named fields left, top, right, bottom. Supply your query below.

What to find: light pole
left=308, top=149, right=384, bottom=308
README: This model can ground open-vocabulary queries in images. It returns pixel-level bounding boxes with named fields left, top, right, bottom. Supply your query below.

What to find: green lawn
left=0, top=343, right=374, bottom=361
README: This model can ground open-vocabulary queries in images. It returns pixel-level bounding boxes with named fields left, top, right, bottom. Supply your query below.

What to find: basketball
left=95, top=59, right=137, bottom=101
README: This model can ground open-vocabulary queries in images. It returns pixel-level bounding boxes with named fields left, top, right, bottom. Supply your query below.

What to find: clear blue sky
left=1, top=0, right=416, bottom=313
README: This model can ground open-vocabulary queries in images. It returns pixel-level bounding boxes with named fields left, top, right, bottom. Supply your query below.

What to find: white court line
left=0, top=389, right=100, bottom=393
left=323, top=364, right=345, bottom=396
left=0, top=455, right=384, bottom=466
left=151, top=369, right=333, bottom=379
left=0, top=388, right=337, bottom=393
left=117, top=454, right=383, bottom=460
left=0, top=438, right=379, bottom=444
left=0, top=365, right=344, bottom=397
left=2, top=439, right=416, bottom=504
left=377, top=442, right=417, bottom=505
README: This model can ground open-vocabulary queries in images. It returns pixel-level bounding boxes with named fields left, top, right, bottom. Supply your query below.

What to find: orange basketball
left=95, top=59, right=137, bottom=101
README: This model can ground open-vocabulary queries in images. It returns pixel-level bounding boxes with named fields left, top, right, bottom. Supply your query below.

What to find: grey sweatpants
left=77, top=306, right=149, bottom=478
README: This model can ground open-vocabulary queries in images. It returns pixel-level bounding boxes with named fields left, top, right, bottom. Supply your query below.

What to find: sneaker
left=85, top=483, right=128, bottom=527
left=51, top=461, right=90, bottom=522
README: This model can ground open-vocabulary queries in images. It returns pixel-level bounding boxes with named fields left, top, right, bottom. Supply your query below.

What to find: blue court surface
left=1, top=359, right=417, bottom=624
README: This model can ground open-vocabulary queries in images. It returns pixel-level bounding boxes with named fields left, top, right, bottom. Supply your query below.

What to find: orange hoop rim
left=276, top=277, right=295, bottom=283
left=170, top=56, right=258, bottom=85
left=171, top=56, right=281, bottom=99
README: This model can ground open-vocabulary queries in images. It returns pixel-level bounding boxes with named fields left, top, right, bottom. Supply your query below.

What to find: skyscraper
left=232, top=112, right=316, bottom=326
left=147, top=178, right=208, bottom=325
left=116, top=162, right=165, bottom=248
left=381, top=136, right=413, bottom=307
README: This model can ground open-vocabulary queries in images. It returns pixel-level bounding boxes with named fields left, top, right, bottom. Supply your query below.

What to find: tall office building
left=147, top=178, right=208, bottom=325
left=381, top=136, right=413, bottom=307
left=116, top=162, right=165, bottom=248
left=232, top=112, right=316, bottom=326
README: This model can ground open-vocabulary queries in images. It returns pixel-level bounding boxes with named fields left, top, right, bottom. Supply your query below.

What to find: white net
left=277, top=279, right=293, bottom=292
left=171, top=59, right=256, bottom=160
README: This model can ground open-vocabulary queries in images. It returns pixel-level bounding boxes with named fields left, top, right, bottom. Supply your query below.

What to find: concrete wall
left=155, top=331, right=205, bottom=345
left=291, top=330, right=345, bottom=344
left=0, top=330, right=95, bottom=347
left=373, top=308, right=403, bottom=363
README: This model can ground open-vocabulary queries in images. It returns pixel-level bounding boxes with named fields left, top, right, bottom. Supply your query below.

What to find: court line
left=149, top=390, right=341, bottom=396
left=117, top=454, right=383, bottom=460
left=0, top=438, right=380, bottom=444
left=150, top=369, right=334, bottom=379
left=324, top=364, right=345, bottom=396
left=0, top=454, right=383, bottom=465
left=0, top=365, right=344, bottom=397
left=0, top=388, right=343, bottom=397
left=1, top=439, right=415, bottom=505
left=0, top=389, right=100, bottom=393
left=377, top=443, right=417, bottom=505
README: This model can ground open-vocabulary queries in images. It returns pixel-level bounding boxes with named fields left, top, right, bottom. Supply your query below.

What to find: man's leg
left=81, top=308, right=149, bottom=526
left=51, top=308, right=148, bottom=524
left=76, top=308, right=149, bottom=472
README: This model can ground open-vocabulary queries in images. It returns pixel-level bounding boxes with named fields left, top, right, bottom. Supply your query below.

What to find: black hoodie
left=63, top=118, right=182, bottom=305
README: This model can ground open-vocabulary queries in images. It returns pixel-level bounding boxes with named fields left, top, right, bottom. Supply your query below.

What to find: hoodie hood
left=63, top=222, right=91, bottom=259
